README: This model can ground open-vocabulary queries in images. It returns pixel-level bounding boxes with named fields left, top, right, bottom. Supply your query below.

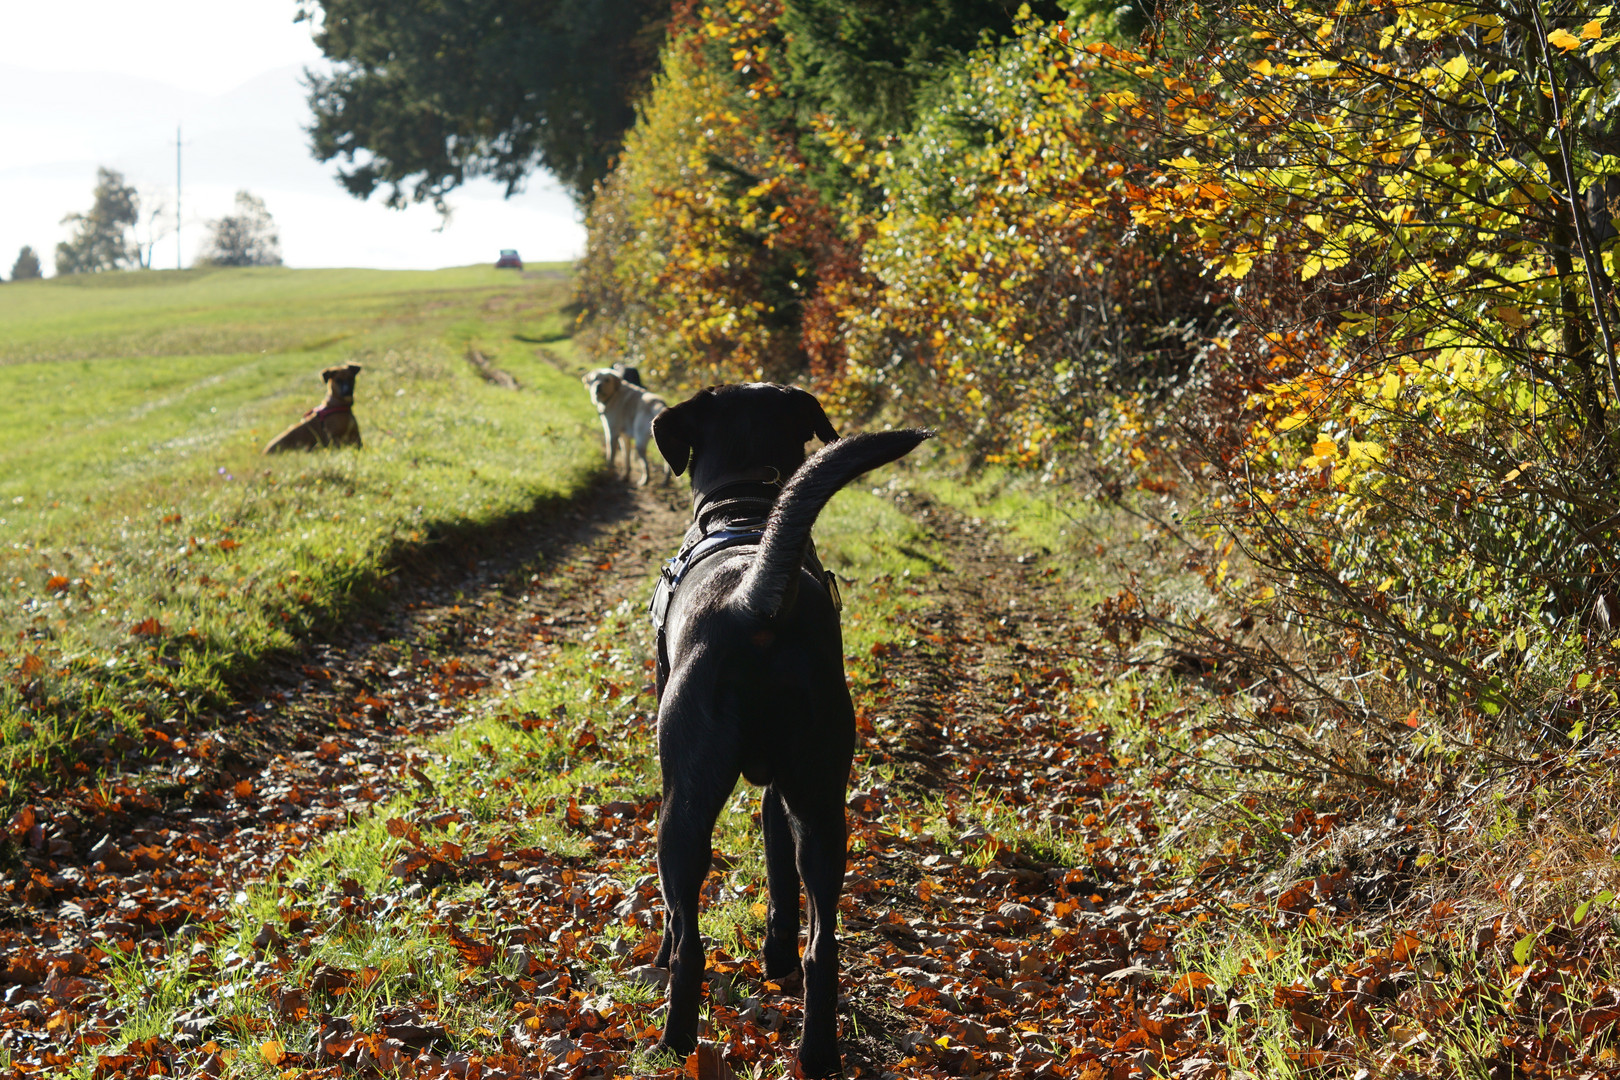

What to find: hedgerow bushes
left=579, top=0, right=1620, bottom=789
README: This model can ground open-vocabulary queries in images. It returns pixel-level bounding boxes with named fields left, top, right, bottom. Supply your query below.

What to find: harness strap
left=648, top=528, right=762, bottom=633
left=651, top=468, right=841, bottom=700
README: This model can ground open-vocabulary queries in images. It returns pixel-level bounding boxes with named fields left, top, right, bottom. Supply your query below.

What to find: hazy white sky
left=1, top=0, right=587, bottom=274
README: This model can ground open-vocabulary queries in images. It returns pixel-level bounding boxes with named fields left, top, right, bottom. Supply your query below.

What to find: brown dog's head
left=653, top=383, right=839, bottom=490
left=322, top=364, right=362, bottom=403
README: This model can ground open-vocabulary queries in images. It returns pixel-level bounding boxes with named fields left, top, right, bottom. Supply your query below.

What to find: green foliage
left=197, top=190, right=282, bottom=268
left=578, top=41, right=846, bottom=384
left=842, top=17, right=1214, bottom=462
left=768, top=0, right=1066, bottom=202
left=55, top=167, right=140, bottom=275
left=1107, top=0, right=1620, bottom=738
left=8, top=246, right=42, bottom=282
left=778, top=0, right=1052, bottom=134
left=300, top=0, right=669, bottom=207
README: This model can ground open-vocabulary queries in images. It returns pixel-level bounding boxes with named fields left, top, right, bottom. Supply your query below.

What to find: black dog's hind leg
left=654, top=754, right=735, bottom=1057
left=790, top=790, right=849, bottom=1078
left=761, top=785, right=803, bottom=985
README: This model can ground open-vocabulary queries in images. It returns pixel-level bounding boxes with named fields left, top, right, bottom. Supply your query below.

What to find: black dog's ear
left=346, top=364, right=362, bottom=377
left=654, top=396, right=704, bottom=476
left=791, top=387, right=839, bottom=444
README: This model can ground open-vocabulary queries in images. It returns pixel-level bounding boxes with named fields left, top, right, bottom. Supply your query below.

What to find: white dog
left=583, top=366, right=667, bottom=485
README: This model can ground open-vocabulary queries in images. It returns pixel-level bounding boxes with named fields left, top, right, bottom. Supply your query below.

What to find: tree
left=55, top=167, right=140, bottom=275
left=8, top=246, right=41, bottom=282
left=134, top=196, right=173, bottom=270
left=197, top=191, right=283, bottom=267
left=299, top=0, right=669, bottom=209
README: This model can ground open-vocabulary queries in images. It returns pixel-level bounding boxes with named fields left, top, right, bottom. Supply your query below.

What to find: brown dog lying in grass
left=264, top=365, right=363, bottom=453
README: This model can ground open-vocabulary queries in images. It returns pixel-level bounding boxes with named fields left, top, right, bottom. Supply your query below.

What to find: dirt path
left=1, top=477, right=1217, bottom=1080
left=0, top=478, right=691, bottom=1069
left=828, top=492, right=1183, bottom=1079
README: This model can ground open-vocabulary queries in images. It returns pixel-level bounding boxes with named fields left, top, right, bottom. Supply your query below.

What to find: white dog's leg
left=619, top=433, right=634, bottom=479
left=601, top=416, right=618, bottom=472
left=635, top=437, right=651, bottom=486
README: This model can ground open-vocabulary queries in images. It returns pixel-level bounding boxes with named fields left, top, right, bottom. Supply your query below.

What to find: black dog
left=648, top=383, right=929, bottom=1077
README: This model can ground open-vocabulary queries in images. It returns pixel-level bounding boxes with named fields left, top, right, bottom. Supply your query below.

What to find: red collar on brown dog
left=303, top=402, right=353, bottom=420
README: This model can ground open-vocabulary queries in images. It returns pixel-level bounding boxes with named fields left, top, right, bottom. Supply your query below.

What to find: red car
left=495, top=249, right=523, bottom=269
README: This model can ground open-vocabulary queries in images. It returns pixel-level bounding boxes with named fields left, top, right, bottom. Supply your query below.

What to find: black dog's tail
left=737, top=429, right=933, bottom=619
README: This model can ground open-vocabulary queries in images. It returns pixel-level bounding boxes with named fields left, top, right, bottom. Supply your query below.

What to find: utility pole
left=174, top=123, right=185, bottom=270
left=175, top=124, right=183, bottom=271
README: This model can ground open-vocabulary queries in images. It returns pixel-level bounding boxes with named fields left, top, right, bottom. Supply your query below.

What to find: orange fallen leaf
left=685, top=1042, right=735, bottom=1080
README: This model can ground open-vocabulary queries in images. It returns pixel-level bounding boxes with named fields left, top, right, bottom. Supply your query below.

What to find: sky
left=0, top=0, right=587, bottom=274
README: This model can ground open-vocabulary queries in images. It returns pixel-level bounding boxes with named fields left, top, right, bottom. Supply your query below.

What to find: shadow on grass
left=1, top=470, right=645, bottom=814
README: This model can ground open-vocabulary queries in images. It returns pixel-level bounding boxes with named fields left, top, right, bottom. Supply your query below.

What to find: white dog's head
left=583, top=368, right=624, bottom=407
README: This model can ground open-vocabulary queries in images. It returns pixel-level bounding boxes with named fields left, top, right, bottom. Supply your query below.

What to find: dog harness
left=303, top=402, right=352, bottom=420
left=648, top=527, right=764, bottom=633
left=648, top=475, right=841, bottom=697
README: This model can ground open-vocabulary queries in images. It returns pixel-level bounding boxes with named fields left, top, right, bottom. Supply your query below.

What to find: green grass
left=0, top=265, right=603, bottom=794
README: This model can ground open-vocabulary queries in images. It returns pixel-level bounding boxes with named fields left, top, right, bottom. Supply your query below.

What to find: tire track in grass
left=829, top=491, right=1175, bottom=1080
left=0, top=479, right=690, bottom=1075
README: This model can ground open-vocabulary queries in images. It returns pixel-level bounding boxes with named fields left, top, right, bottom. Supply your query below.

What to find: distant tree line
left=195, top=191, right=282, bottom=268
left=29, top=168, right=283, bottom=279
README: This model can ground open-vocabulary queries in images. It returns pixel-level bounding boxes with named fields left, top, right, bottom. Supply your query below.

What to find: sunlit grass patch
left=0, top=265, right=601, bottom=793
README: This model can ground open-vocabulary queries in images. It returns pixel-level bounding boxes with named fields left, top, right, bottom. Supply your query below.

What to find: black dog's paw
left=796, top=1048, right=845, bottom=1078
left=768, top=966, right=805, bottom=996
left=654, top=1034, right=698, bottom=1059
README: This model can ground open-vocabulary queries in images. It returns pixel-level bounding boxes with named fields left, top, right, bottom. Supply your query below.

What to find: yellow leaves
left=1494, top=305, right=1528, bottom=328
left=1583, top=19, right=1604, bottom=39
left=1218, top=251, right=1256, bottom=280
left=1274, top=411, right=1310, bottom=432
left=1441, top=54, right=1470, bottom=81
left=1548, top=27, right=1583, bottom=51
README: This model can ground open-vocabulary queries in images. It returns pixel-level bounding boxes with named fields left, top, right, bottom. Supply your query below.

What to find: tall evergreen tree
left=55, top=168, right=140, bottom=275
left=8, top=246, right=42, bottom=281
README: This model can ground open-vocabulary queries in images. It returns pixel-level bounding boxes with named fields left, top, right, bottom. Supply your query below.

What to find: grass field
left=0, top=264, right=603, bottom=792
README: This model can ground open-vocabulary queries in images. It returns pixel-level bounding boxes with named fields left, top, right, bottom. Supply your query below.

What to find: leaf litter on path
left=4, top=479, right=1562, bottom=1079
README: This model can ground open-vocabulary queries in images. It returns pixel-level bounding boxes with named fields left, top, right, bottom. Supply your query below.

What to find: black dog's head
left=653, top=383, right=839, bottom=493
left=321, top=364, right=362, bottom=403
